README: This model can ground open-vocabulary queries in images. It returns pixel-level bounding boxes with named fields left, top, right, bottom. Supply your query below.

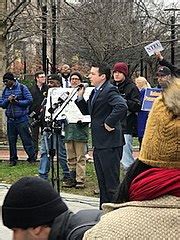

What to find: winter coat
left=113, top=78, right=141, bottom=135
left=159, top=59, right=180, bottom=77
left=1, top=81, right=32, bottom=122
left=83, top=196, right=180, bottom=240
left=137, top=88, right=149, bottom=138
left=48, top=209, right=102, bottom=240
left=64, top=122, right=89, bottom=142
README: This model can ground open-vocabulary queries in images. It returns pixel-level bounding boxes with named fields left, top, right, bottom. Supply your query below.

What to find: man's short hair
left=34, top=70, right=45, bottom=80
left=91, top=63, right=111, bottom=81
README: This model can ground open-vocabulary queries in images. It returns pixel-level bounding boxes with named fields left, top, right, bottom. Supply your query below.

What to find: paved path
left=0, top=146, right=139, bottom=161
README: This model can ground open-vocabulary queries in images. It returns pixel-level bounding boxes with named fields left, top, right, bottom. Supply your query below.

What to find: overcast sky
left=161, top=0, right=180, bottom=7
left=66, top=0, right=180, bottom=7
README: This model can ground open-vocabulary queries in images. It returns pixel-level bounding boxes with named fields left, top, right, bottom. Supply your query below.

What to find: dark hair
left=70, top=71, right=83, bottom=82
left=113, top=159, right=152, bottom=203
left=91, top=63, right=111, bottom=81
left=34, top=71, right=45, bottom=80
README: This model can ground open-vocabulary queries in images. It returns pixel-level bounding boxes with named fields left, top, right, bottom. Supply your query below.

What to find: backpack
left=48, top=209, right=102, bottom=240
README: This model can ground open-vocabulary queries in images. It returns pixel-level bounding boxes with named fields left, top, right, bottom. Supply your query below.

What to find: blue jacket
left=1, top=81, right=32, bottom=122
left=137, top=88, right=149, bottom=138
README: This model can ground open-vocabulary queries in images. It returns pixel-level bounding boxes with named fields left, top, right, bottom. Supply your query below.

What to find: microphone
left=48, top=91, right=69, bottom=114
left=76, top=83, right=89, bottom=90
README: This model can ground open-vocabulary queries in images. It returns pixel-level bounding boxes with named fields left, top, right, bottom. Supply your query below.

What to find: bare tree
left=56, top=0, right=179, bottom=82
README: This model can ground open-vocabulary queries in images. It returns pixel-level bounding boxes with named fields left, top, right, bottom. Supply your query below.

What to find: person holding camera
left=1, top=72, right=36, bottom=166
left=29, top=71, right=49, bottom=159
left=38, top=74, right=71, bottom=185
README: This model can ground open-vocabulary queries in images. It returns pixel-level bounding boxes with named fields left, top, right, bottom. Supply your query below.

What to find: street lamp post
left=41, top=1, right=47, bottom=75
left=164, top=8, right=180, bottom=65
left=170, top=15, right=175, bottom=65
left=51, top=0, right=57, bottom=73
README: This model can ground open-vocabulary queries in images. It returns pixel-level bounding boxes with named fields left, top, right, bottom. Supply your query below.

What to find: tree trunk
left=0, top=0, right=7, bottom=141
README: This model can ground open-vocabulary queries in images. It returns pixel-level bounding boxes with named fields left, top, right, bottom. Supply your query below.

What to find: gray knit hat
left=2, top=177, right=68, bottom=229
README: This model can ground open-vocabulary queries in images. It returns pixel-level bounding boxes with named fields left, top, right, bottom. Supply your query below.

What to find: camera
left=30, top=111, right=43, bottom=128
left=10, top=95, right=17, bottom=102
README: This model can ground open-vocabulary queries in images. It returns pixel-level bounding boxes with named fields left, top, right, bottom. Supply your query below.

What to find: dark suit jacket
left=75, top=81, right=127, bottom=149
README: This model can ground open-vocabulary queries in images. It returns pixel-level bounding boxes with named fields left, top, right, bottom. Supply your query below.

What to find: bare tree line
left=3, top=0, right=179, bottom=82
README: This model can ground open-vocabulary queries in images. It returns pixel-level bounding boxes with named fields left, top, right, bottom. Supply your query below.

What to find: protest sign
left=45, top=87, right=93, bottom=123
left=144, top=40, right=164, bottom=56
left=141, top=88, right=162, bottom=111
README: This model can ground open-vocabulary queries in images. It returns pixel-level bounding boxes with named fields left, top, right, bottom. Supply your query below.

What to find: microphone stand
left=49, top=95, right=56, bottom=189
left=46, top=86, right=83, bottom=192
left=53, top=86, right=80, bottom=122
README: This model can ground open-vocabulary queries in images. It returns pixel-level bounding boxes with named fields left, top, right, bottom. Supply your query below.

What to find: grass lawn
left=0, top=160, right=127, bottom=197
left=0, top=161, right=99, bottom=197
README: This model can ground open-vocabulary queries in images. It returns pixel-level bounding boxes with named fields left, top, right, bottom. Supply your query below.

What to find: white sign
left=144, top=40, right=164, bottom=56
left=45, top=87, right=93, bottom=123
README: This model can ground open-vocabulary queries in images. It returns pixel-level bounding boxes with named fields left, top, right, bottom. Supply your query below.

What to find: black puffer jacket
left=113, top=78, right=141, bottom=136
left=159, top=59, right=180, bottom=78
left=48, top=209, right=102, bottom=240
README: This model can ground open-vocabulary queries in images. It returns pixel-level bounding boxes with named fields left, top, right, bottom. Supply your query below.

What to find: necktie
left=91, top=88, right=98, bottom=105
left=65, top=79, right=69, bottom=88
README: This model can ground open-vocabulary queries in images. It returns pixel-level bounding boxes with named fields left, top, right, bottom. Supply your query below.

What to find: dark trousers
left=7, top=120, right=36, bottom=163
left=31, top=125, right=40, bottom=156
left=93, top=147, right=123, bottom=209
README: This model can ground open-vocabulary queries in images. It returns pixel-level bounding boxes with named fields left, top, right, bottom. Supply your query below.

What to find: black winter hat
left=70, top=71, right=83, bottom=82
left=48, top=74, right=62, bottom=82
left=3, top=72, right=15, bottom=82
left=2, top=177, right=68, bottom=229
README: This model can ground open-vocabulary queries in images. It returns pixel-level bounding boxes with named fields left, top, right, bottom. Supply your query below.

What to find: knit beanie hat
left=113, top=62, right=128, bottom=77
left=70, top=71, right=83, bottom=82
left=2, top=177, right=68, bottom=229
left=48, top=74, right=62, bottom=83
left=139, top=78, right=180, bottom=168
left=3, top=72, right=15, bottom=82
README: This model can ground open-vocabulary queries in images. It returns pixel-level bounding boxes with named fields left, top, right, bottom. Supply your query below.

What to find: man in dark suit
left=75, top=63, right=127, bottom=208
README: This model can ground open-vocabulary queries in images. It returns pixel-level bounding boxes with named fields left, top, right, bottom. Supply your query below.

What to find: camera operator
left=29, top=71, right=48, bottom=160
left=38, top=74, right=71, bottom=186
left=0, top=72, right=36, bottom=166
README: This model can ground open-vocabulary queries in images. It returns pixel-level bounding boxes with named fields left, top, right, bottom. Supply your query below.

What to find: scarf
left=129, top=168, right=180, bottom=201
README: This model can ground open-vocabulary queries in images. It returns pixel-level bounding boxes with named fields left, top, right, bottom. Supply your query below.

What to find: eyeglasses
left=71, top=78, right=80, bottom=81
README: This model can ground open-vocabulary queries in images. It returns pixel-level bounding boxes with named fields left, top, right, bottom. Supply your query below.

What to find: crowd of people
left=0, top=52, right=180, bottom=239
